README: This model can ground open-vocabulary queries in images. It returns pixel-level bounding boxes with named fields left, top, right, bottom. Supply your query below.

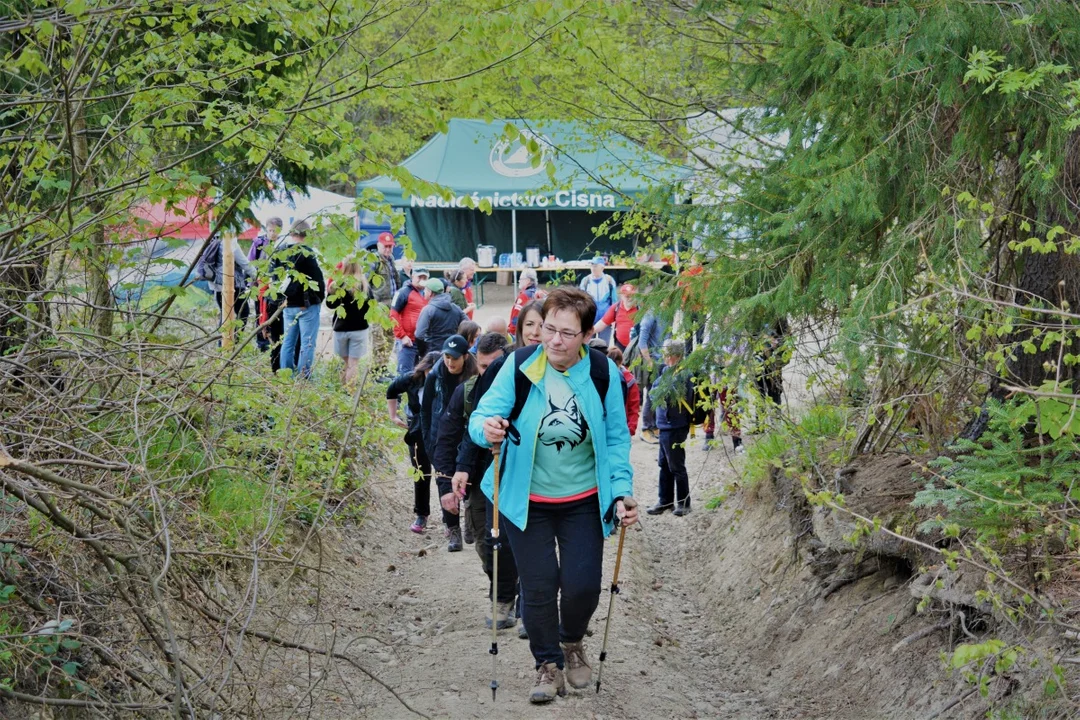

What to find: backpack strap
left=587, top=348, right=611, bottom=415
left=462, top=376, right=479, bottom=419
left=508, top=346, right=610, bottom=424
left=508, top=346, right=537, bottom=424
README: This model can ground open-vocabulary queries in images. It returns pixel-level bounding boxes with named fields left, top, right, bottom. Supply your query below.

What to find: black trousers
left=658, top=426, right=690, bottom=507
left=408, top=439, right=431, bottom=518
left=757, top=372, right=783, bottom=407
left=503, top=496, right=603, bottom=669
left=469, top=494, right=518, bottom=603
left=214, top=291, right=250, bottom=343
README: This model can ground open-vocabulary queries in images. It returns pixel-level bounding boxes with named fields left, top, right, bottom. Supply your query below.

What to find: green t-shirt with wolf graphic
left=529, top=364, right=598, bottom=500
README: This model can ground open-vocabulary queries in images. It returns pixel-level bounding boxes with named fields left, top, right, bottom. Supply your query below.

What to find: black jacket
left=386, top=372, right=424, bottom=444
left=325, top=286, right=372, bottom=332
left=420, top=361, right=467, bottom=469
left=270, top=242, right=325, bottom=308
left=432, top=382, right=469, bottom=497
left=453, top=353, right=509, bottom=496
left=415, top=293, right=467, bottom=356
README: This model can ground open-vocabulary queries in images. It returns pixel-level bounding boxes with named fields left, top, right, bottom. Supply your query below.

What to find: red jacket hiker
left=508, top=286, right=547, bottom=335
left=390, top=282, right=427, bottom=341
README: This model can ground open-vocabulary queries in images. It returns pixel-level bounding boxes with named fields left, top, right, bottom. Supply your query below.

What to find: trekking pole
left=595, top=518, right=628, bottom=694
left=489, top=440, right=502, bottom=701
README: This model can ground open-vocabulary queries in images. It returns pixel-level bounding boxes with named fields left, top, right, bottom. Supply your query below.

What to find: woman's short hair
left=541, top=286, right=595, bottom=335
left=477, top=331, right=509, bottom=356
left=664, top=340, right=686, bottom=358
left=607, top=347, right=624, bottom=365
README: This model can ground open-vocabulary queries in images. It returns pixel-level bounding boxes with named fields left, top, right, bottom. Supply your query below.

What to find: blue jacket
left=638, top=311, right=668, bottom=356
left=468, top=345, right=633, bottom=536
left=579, top=273, right=618, bottom=323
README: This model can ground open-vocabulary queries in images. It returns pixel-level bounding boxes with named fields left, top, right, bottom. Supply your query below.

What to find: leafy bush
left=914, top=400, right=1080, bottom=560
left=711, top=401, right=857, bottom=505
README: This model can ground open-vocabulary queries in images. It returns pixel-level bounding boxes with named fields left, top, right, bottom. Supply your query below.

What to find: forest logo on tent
left=490, top=129, right=552, bottom=178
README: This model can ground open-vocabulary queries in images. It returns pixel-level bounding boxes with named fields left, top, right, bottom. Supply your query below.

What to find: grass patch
left=203, top=474, right=272, bottom=543
left=706, top=402, right=857, bottom=508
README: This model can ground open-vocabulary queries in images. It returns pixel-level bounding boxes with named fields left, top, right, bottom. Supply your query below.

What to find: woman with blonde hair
left=326, top=258, right=373, bottom=389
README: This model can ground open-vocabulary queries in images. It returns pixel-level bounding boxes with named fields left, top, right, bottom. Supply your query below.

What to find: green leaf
left=951, top=639, right=1005, bottom=669
left=65, top=0, right=88, bottom=16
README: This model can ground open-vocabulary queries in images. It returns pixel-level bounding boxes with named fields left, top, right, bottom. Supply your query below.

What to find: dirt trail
left=306, top=434, right=768, bottom=719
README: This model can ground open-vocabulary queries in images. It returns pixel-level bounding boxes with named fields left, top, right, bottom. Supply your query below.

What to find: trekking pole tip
left=595, top=680, right=601, bottom=694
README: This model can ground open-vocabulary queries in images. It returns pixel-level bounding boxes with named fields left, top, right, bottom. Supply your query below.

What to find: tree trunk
left=962, top=132, right=1080, bottom=441
left=1006, top=131, right=1080, bottom=392
left=70, top=97, right=113, bottom=338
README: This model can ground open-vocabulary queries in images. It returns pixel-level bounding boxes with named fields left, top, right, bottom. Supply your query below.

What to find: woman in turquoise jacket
left=468, top=286, right=638, bottom=704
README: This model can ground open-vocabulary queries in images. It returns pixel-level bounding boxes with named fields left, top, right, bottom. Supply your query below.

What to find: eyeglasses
left=540, top=323, right=583, bottom=342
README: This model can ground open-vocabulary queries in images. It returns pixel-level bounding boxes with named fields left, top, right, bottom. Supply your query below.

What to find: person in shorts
left=326, top=258, right=373, bottom=390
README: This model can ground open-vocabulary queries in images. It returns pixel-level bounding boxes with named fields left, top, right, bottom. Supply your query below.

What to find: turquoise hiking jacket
left=468, top=345, right=634, bottom=536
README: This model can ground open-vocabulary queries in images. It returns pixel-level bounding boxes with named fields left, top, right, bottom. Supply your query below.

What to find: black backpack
left=196, top=237, right=222, bottom=281
left=678, top=377, right=712, bottom=426
left=506, top=346, right=623, bottom=425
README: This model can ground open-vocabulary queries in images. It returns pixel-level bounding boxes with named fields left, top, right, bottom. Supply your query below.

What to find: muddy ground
left=231, top=426, right=994, bottom=720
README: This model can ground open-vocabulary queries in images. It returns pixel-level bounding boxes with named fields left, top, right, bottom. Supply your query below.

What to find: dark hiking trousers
left=408, top=439, right=431, bottom=518
left=476, top=495, right=519, bottom=603
left=465, top=485, right=518, bottom=603
left=658, top=426, right=690, bottom=507
left=409, top=440, right=457, bottom=525
left=503, top=496, right=603, bottom=669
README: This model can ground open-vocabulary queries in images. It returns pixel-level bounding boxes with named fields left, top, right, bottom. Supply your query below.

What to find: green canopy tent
left=358, top=119, right=684, bottom=263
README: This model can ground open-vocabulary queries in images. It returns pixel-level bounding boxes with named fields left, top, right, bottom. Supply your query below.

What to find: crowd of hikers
left=198, top=221, right=788, bottom=704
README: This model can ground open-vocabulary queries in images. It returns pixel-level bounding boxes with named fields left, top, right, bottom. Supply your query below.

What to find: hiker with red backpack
left=390, top=267, right=430, bottom=374
left=468, top=286, right=637, bottom=704
left=607, top=347, right=640, bottom=437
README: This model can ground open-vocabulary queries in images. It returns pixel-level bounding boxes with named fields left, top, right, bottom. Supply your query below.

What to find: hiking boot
left=486, top=600, right=517, bottom=629
left=529, top=662, right=566, bottom=704
left=447, top=526, right=463, bottom=552
left=646, top=502, right=673, bottom=515
left=518, top=623, right=529, bottom=640
left=641, top=428, right=659, bottom=444
left=409, top=515, right=427, bottom=534
left=674, top=501, right=692, bottom=517
left=560, top=641, right=592, bottom=689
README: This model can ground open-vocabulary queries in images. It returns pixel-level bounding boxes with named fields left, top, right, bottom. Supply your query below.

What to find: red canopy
left=120, top=197, right=259, bottom=241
